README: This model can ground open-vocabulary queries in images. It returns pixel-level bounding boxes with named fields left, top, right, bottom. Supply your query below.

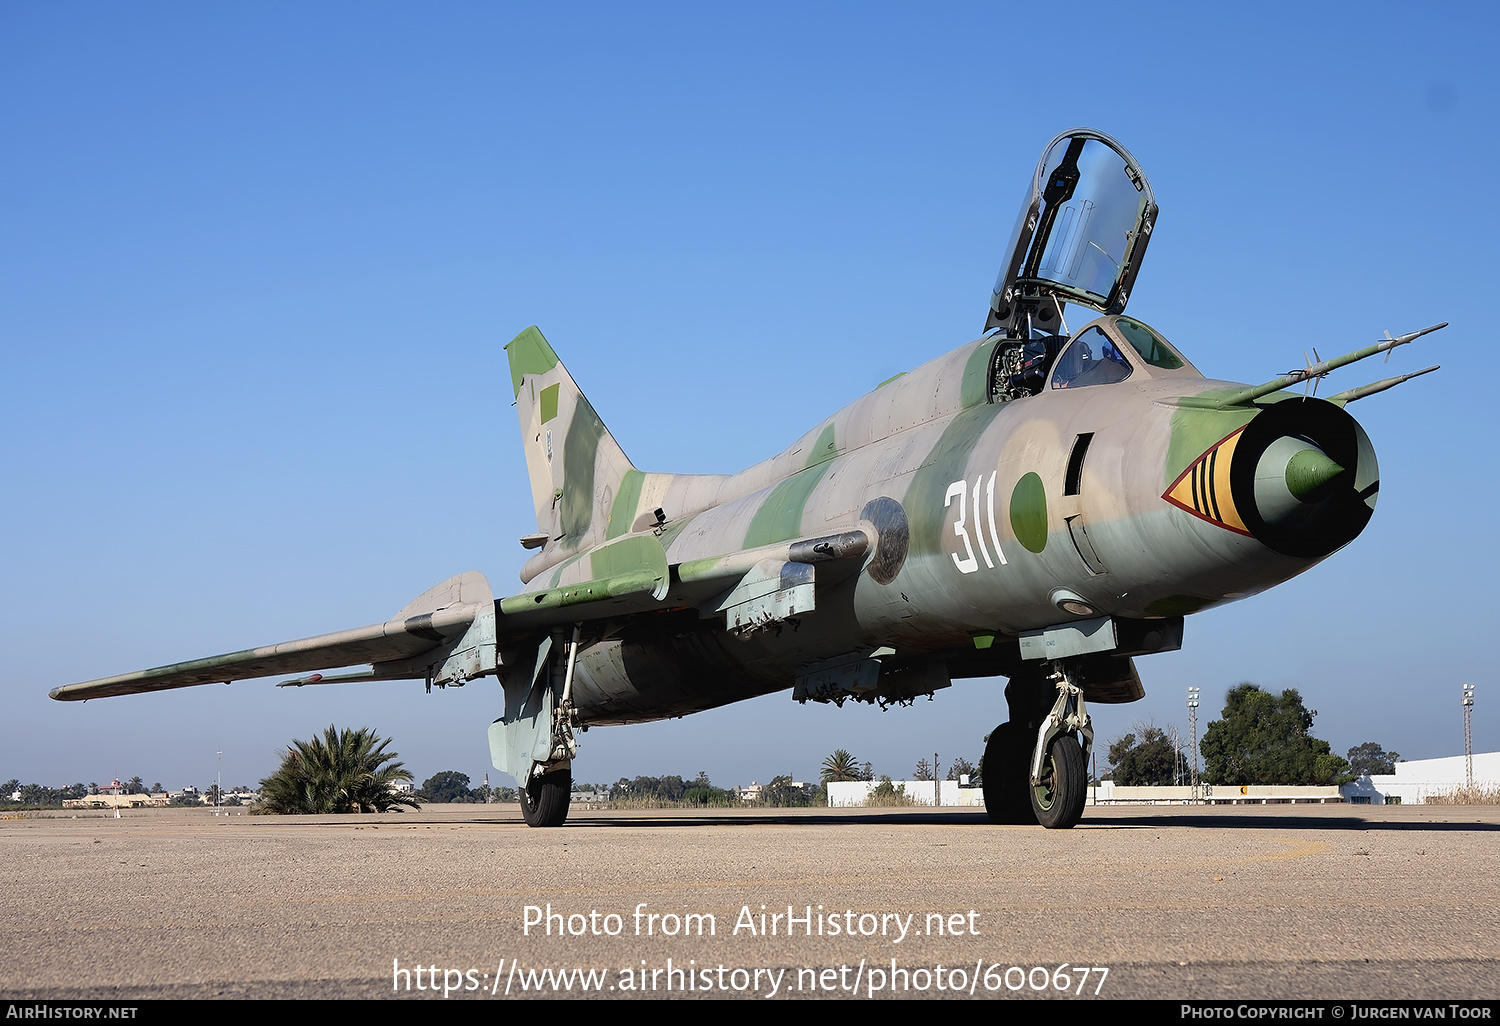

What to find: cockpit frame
left=986, top=129, right=1158, bottom=340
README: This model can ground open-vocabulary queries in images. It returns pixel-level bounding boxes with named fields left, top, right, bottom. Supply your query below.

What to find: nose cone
left=1285, top=447, right=1347, bottom=502
left=1253, top=437, right=1349, bottom=524
left=1234, top=398, right=1379, bottom=559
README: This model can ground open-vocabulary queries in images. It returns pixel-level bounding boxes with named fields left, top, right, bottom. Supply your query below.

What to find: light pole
left=1187, top=687, right=1201, bottom=802
left=1463, top=684, right=1475, bottom=789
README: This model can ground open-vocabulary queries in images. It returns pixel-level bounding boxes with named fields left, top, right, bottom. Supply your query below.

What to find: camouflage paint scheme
left=498, top=311, right=1375, bottom=724
left=48, top=129, right=1437, bottom=829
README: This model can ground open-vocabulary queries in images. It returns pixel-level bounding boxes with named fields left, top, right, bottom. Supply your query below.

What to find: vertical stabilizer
left=506, top=327, right=637, bottom=557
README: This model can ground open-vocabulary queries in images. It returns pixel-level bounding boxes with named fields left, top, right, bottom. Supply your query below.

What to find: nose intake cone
left=1165, top=397, right=1378, bottom=560
left=1285, top=447, right=1347, bottom=502
left=1253, top=436, right=1349, bottom=524
left=1229, top=398, right=1378, bottom=559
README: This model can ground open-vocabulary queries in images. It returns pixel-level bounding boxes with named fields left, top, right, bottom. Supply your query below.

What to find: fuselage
left=556, top=315, right=1378, bottom=724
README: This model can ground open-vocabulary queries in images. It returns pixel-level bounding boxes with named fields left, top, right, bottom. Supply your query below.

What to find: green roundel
left=1010, top=472, right=1048, bottom=554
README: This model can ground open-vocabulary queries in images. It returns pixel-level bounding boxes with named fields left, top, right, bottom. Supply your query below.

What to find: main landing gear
left=518, top=626, right=581, bottom=828
left=520, top=765, right=572, bottom=827
left=981, top=661, right=1094, bottom=829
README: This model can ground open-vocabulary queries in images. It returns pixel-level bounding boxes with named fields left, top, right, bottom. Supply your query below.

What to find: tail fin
left=506, top=326, right=637, bottom=556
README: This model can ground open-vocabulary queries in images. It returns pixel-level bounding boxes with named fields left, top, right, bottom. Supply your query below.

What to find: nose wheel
left=1029, top=732, right=1086, bottom=829
left=982, top=661, right=1093, bottom=829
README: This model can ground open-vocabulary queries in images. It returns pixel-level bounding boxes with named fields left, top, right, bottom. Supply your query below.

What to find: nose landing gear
left=981, top=661, right=1093, bottom=829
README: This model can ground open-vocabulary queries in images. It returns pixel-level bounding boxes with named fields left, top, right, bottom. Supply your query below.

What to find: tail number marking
left=945, top=473, right=1006, bottom=575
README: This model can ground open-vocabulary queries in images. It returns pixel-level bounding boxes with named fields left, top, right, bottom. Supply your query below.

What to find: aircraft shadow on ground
left=1097, top=812, right=1500, bottom=832
left=460, top=809, right=1500, bottom=832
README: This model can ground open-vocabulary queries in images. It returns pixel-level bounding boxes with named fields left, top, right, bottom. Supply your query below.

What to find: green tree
left=682, top=772, right=734, bottom=807
left=1346, top=742, right=1401, bottom=777
left=864, top=776, right=915, bottom=807
left=946, top=757, right=976, bottom=783
left=1106, top=725, right=1180, bottom=786
left=421, top=771, right=474, bottom=803
left=18, top=783, right=61, bottom=807
left=1200, top=684, right=1353, bottom=786
left=913, top=758, right=934, bottom=781
left=820, top=749, right=861, bottom=784
left=253, top=725, right=422, bottom=814
left=758, top=775, right=811, bottom=807
left=613, top=775, right=688, bottom=802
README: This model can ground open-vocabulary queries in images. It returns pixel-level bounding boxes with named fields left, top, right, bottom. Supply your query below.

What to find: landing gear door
left=986, top=129, right=1158, bottom=336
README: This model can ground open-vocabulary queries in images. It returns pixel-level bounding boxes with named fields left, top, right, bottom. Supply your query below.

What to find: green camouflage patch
left=505, top=325, right=560, bottom=399
left=560, top=396, right=606, bottom=539
left=606, top=468, right=645, bottom=540
left=743, top=462, right=835, bottom=548
left=903, top=406, right=1003, bottom=556
left=1164, top=389, right=1258, bottom=488
left=961, top=339, right=1000, bottom=409
left=805, top=422, right=838, bottom=469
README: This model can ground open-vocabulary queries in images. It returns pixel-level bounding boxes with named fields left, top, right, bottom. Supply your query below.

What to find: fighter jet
left=48, top=129, right=1443, bottom=829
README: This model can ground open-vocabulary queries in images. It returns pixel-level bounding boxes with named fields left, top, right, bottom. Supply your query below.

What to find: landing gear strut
left=518, top=627, right=581, bottom=828
left=982, top=661, right=1093, bottom=829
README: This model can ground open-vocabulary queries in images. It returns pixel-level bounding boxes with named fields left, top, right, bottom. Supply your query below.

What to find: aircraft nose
left=1232, top=398, right=1378, bottom=559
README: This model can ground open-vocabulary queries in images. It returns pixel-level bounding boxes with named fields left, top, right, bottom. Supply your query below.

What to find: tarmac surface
left=2, top=801, right=1497, bottom=1001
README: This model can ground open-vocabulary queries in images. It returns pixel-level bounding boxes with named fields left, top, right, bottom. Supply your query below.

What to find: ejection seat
left=1011, top=334, right=1070, bottom=395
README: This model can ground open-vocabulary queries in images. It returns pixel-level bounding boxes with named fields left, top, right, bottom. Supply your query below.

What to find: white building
left=1347, top=751, right=1500, bottom=805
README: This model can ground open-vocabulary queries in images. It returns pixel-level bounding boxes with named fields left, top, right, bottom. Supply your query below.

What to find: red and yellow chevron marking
left=1162, top=427, right=1251, bottom=536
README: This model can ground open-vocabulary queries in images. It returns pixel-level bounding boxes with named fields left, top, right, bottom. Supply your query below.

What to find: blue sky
left=3, top=3, right=1495, bottom=792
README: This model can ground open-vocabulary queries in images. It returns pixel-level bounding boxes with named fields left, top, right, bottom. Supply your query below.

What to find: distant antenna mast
left=1187, top=687, right=1201, bottom=802
left=1463, top=684, right=1475, bottom=788
left=216, top=747, right=223, bottom=809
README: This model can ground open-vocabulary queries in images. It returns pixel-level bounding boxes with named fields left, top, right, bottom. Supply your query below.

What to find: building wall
left=1093, top=783, right=1344, bottom=804
left=826, top=780, right=978, bottom=807
left=1351, top=751, right=1500, bottom=805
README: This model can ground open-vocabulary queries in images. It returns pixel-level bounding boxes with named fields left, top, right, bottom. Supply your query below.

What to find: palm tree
left=253, top=725, right=422, bottom=814
left=820, top=749, right=862, bottom=784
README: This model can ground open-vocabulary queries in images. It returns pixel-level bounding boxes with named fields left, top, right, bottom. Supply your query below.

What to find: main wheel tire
left=520, top=767, right=572, bottom=827
left=981, top=722, right=1037, bottom=825
left=1029, top=733, right=1086, bottom=829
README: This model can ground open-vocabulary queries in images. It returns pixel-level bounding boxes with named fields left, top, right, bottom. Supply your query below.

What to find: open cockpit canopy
left=987, top=129, right=1157, bottom=338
